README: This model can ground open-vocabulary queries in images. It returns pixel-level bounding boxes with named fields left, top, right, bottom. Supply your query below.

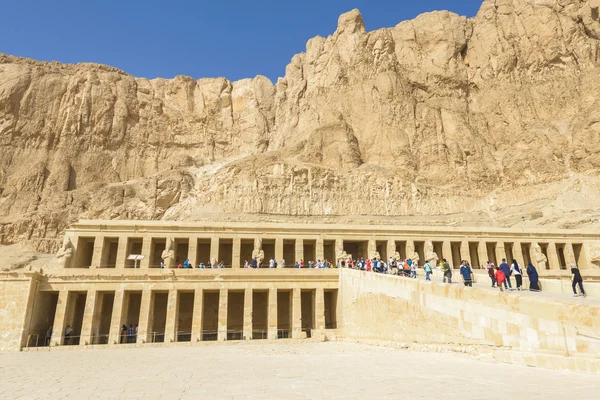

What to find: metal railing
left=62, top=335, right=81, bottom=346
left=227, top=330, right=243, bottom=340
left=147, top=332, right=164, bottom=343
left=26, top=334, right=49, bottom=348
left=90, top=334, right=110, bottom=345
left=278, top=329, right=291, bottom=339
left=175, top=331, right=192, bottom=342
left=201, top=330, right=218, bottom=341
left=252, top=329, right=268, bottom=339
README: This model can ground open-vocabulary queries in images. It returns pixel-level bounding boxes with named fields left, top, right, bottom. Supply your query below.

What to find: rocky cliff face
left=2, top=0, right=600, bottom=252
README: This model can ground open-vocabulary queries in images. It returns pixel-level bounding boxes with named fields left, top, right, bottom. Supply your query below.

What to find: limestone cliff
left=2, top=0, right=600, bottom=251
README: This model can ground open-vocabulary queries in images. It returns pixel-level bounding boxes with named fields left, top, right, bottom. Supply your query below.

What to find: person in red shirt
left=494, top=266, right=506, bottom=292
left=366, top=258, right=372, bottom=272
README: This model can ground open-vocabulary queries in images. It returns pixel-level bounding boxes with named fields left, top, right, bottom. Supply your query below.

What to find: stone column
left=564, top=242, right=577, bottom=268
left=275, top=238, right=284, bottom=263
left=137, top=289, right=152, bottom=344
left=191, top=288, right=203, bottom=342
left=114, top=236, right=129, bottom=271
left=546, top=242, right=561, bottom=270
left=477, top=240, right=488, bottom=266
left=90, top=236, right=104, bottom=269
left=164, top=289, right=178, bottom=343
left=268, top=288, right=278, bottom=339
left=387, top=240, right=396, bottom=261
left=442, top=241, right=452, bottom=264
left=316, top=238, right=324, bottom=261
left=295, top=239, right=304, bottom=263
left=232, top=237, right=241, bottom=268
left=315, top=288, right=325, bottom=331
left=512, top=242, right=524, bottom=267
left=460, top=240, right=470, bottom=264
left=210, top=237, right=220, bottom=267
left=292, top=287, right=302, bottom=339
left=243, top=289, right=253, bottom=340
left=140, top=236, right=152, bottom=269
left=108, top=290, right=125, bottom=345
left=405, top=240, right=415, bottom=260
left=50, top=290, right=70, bottom=346
left=529, top=242, right=547, bottom=270
left=495, top=242, right=506, bottom=265
left=79, top=290, right=97, bottom=346
left=368, top=239, right=377, bottom=259
left=217, top=288, right=228, bottom=341
left=188, top=237, right=199, bottom=268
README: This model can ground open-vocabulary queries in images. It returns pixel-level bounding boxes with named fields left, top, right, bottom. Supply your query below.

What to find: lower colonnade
left=22, top=269, right=339, bottom=349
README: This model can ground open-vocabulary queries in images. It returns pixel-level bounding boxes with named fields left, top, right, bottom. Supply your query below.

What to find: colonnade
left=67, top=233, right=589, bottom=271
left=42, top=285, right=335, bottom=348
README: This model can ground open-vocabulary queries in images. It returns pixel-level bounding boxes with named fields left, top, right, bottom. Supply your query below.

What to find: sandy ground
left=1, top=342, right=598, bottom=399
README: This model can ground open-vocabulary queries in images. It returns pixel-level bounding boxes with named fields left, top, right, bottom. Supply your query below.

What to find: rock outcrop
left=2, top=0, right=600, bottom=251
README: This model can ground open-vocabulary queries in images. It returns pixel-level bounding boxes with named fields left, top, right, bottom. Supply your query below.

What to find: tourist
left=199, top=262, right=206, bottom=269
left=486, top=261, right=496, bottom=287
left=391, top=258, right=398, bottom=275
left=65, top=325, right=73, bottom=344
left=424, top=260, right=432, bottom=281
left=177, top=261, right=182, bottom=269
left=300, top=259, right=305, bottom=268
left=281, top=259, right=286, bottom=268
left=499, top=258, right=512, bottom=290
left=121, top=324, right=127, bottom=343
left=571, top=264, right=586, bottom=297
left=135, top=324, right=138, bottom=343
left=309, top=261, right=314, bottom=268
left=460, top=261, right=473, bottom=287
left=442, top=259, right=452, bottom=283
left=410, top=261, right=417, bottom=278
left=251, top=258, right=258, bottom=269
left=510, top=259, right=523, bottom=291
left=494, top=266, right=506, bottom=292
left=403, top=260, right=411, bottom=277
left=269, top=258, right=275, bottom=268
left=127, top=324, right=134, bottom=343
left=45, top=326, right=52, bottom=346
left=527, top=262, right=541, bottom=292
left=295, top=261, right=300, bottom=268
left=183, top=258, right=190, bottom=268
left=160, top=260, right=165, bottom=269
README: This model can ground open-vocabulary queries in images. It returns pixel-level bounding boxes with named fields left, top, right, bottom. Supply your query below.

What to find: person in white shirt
left=269, top=258, right=275, bottom=268
left=510, top=259, right=523, bottom=290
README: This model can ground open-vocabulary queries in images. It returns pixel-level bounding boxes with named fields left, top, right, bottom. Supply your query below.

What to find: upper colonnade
left=56, top=220, right=600, bottom=274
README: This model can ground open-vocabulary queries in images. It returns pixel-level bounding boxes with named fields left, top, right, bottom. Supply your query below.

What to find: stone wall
left=337, top=269, right=600, bottom=374
left=0, top=275, right=36, bottom=352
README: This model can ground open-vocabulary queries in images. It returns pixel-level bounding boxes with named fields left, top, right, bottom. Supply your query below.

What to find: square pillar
left=460, top=240, right=470, bottom=264
left=268, top=289, right=278, bottom=339
left=210, top=237, right=220, bottom=267
left=295, top=239, right=304, bottom=263
left=217, top=288, right=228, bottom=341
left=386, top=240, right=396, bottom=261
left=136, top=289, right=152, bottom=344
left=495, top=242, right=506, bottom=265
left=188, top=237, right=198, bottom=268
left=315, top=288, right=325, bottom=331
left=275, top=238, right=284, bottom=263
left=108, top=290, right=125, bottom=345
left=140, top=237, right=151, bottom=269
left=243, top=289, right=253, bottom=340
left=114, top=236, right=129, bottom=270
left=546, top=242, right=561, bottom=270
left=292, top=288, right=302, bottom=339
left=368, top=239, right=377, bottom=259
left=90, top=236, right=104, bottom=269
left=442, top=241, right=453, bottom=264
left=164, top=289, right=178, bottom=343
left=79, top=290, right=97, bottom=346
left=232, top=237, right=241, bottom=268
left=191, top=288, right=203, bottom=342
left=512, top=242, right=524, bottom=267
left=477, top=240, right=488, bottom=266
left=564, top=242, right=577, bottom=267
left=316, top=238, right=324, bottom=261
left=50, top=290, right=69, bottom=346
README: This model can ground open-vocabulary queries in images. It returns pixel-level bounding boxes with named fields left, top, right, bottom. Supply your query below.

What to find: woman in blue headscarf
left=527, top=262, right=541, bottom=292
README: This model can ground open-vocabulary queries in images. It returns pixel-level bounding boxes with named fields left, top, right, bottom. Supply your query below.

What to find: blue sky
left=1, top=0, right=482, bottom=83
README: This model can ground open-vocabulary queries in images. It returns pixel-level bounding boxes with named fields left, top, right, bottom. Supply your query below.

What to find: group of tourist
left=121, top=324, right=138, bottom=343
left=160, top=254, right=588, bottom=298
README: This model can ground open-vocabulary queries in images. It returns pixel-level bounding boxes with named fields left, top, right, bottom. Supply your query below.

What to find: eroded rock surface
left=2, top=0, right=600, bottom=251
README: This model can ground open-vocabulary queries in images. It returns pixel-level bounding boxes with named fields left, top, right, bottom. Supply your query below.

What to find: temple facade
left=1, top=220, right=599, bottom=356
